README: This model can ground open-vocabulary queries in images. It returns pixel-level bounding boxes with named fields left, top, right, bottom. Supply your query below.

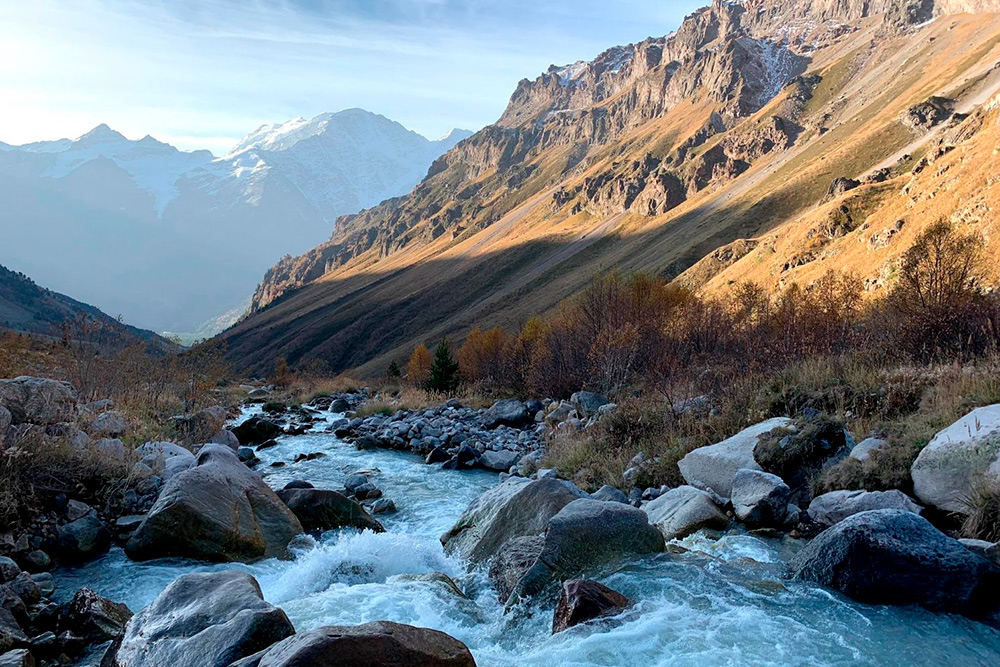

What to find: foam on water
left=53, top=408, right=1000, bottom=666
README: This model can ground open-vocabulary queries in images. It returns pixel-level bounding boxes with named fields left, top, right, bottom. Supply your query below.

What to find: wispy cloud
left=0, top=0, right=703, bottom=153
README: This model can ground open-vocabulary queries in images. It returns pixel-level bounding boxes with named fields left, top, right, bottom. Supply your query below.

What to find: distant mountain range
left=0, top=110, right=471, bottom=333
left=0, top=264, right=174, bottom=352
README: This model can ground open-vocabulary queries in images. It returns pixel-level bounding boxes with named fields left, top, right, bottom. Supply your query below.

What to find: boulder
left=510, top=499, right=664, bottom=600
left=95, top=438, right=127, bottom=459
left=440, top=478, right=586, bottom=564
left=753, top=417, right=853, bottom=506
left=0, top=649, right=33, bottom=667
left=137, top=442, right=196, bottom=481
left=231, top=417, right=282, bottom=447
left=126, top=445, right=303, bottom=562
left=645, top=485, right=730, bottom=540
left=61, top=588, right=132, bottom=642
left=479, top=450, right=520, bottom=472
left=552, top=579, right=629, bottom=634
left=482, top=399, right=529, bottom=429
left=90, top=411, right=126, bottom=437
left=788, top=509, right=1000, bottom=617
left=57, top=516, right=111, bottom=563
left=591, top=485, right=629, bottom=504
left=570, top=392, right=608, bottom=419
left=275, top=489, right=383, bottom=533
left=911, top=405, right=1000, bottom=514
left=545, top=401, right=578, bottom=425
left=678, top=418, right=793, bottom=496
left=807, top=489, right=922, bottom=527
left=849, top=437, right=887, bottom=462
left=210, top=429, right=240, bottom=450
left=0, top=377, right=76, bottom=425
left=329, top=398, right=350, bottom=413
left=171, top=406, right=228, bottom=445
left=231, top=621, right=475, bottom=667
left=488, top=536, right=544, bottom=604
left=106, top=571, right=294, bottom=667
left=0, top=560, right=18, bottom=585
left=731, top=469, right=791, bottom=528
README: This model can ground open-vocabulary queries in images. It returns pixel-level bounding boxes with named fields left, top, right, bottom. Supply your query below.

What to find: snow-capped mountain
left=0, top=110, right=471, bottom=333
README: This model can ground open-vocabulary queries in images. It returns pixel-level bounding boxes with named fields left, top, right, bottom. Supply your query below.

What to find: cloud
left=0, top=0, right=703, bottom=151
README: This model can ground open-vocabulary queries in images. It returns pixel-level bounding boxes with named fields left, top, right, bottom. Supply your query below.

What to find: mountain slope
left=0, top=264, right=174, bottom=351
left=220, top=0, right=1000, bottom=376
left=0, top=111, right=470, bottom=332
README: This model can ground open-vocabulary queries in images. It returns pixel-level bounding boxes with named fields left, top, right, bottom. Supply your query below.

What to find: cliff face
left=229, top=0, right=1000, bottom=376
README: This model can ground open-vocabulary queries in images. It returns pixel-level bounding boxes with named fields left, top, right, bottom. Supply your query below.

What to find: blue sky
left=0, top=0, right=703, bottom=154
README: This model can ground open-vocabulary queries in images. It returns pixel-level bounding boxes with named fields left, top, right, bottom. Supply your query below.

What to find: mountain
left=0, top=110, right=471, bottom=333
left=219, top=0, right=1000, bottom=376
left=0, top=264, right=174, bottom=351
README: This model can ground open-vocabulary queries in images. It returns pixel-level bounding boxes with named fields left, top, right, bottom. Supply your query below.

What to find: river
left=54, top=407, right=1000, bottom=666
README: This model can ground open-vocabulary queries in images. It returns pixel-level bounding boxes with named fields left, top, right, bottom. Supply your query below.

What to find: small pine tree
left=426, top=338, right=460, bottom=393
left=386, top=360, right=401, bottom=378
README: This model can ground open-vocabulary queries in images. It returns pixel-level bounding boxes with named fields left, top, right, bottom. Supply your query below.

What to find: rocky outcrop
left=807, top=489, right=922, bottom=527
left=645, top=485, right=730, bottom=540
left=788, top=509, right=1000, bottom=617
left=441, top=478, right=586, bottom=563
left=230, top=621, right=476, bottom=667
left=911, top=405, right=1000, bottom=514
left=509, top=499, right=664, bottom=601
left=0, top=377, right=76, bottom=425
left=552, top=579, right=630, bottom=634
left=678, top=418, right=793, bottom=496
left=126, top=445, right=303, bottom=562
left=274, top=488, right=383, bottom=533
left=106, top=571, right=295, bottom=667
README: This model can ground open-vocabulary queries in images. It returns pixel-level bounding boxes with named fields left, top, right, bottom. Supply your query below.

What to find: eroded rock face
left=788, top=510, right=1000, bottom=618
left=911, top=405, right=1000, bottom=514
left=678, top=418, right=793, bottom=497
left=0, top=377, right=77, bottom=425
left=510, top=499, right=664, bottom=601
left=645, top=485, right=730, bottom=540
left=106, top=571, right=295, bottom=667
left=552, top=579, right=630, bottom=634
left=233, top=621, right=476, bottom=667
left=441, top=478, right=586, bottom=564
left=488, top=536, right=545, bottom=604
left=126, top=445, right=303, bottom=562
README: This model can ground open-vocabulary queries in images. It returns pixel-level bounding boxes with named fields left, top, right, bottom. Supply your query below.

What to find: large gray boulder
left=911, top=405, right=1000, bottom=514
left=126, top=445, right=303, bottom=562
left=91, top=410, right=127, bottom=437
left=788, top=509, right=1000, bottom=617
left=106, top=571, right=294, bottom=667
left=678, top=418, right=793, bottom=497
left=441, top=478, right=586, bottom=564
left=488, top=536, right=544, bottom=604
left=275, top=488, right=383, bottom=533
left=482, top=399, right=529, bottom=429
left=230, top=621, right=476, bottom=667
left=510, top=499, right=664, bottom=601
left=137, top=441, right=195, bottom=481
left=570, top=392, right=608, bottom=419
left=731, top=469, right=791, bottom=528
left=645, top=485, right=730, bottom=540
left=807, top=489, right=922, bottom=527
left=0, top=377, right=76, bottom=425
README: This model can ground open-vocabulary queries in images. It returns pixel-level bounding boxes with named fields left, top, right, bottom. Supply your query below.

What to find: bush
left=406, top=344, right=432, bottom=387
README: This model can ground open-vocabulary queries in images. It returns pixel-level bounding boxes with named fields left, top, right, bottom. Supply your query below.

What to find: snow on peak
left=437, top=128, right=473, bottom=146
left=552, top=61, right=589, bottom=87
left=75, top=124, right=127, bottom=145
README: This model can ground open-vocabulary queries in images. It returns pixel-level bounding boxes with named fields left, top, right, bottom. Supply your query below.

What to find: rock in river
left=645, top=485, right=730, bottom=540
left=552, top=579, right=630, bottom=634
left=275, top=488, right=383, bottom=533
left=126, top=445, right=303, bottom=562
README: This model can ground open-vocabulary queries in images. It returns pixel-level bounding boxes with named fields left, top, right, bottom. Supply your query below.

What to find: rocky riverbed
left=4, top=380, right=1000, bottom=665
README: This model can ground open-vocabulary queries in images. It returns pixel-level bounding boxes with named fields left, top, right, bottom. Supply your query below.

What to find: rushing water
left=55, top=408, right=1000, bottom=666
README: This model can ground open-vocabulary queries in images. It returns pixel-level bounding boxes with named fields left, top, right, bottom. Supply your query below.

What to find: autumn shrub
left=407, top=343, right=432, bottom=387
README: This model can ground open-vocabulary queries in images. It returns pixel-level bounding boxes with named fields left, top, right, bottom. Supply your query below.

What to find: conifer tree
left=426, top=338, right=460, bottom=393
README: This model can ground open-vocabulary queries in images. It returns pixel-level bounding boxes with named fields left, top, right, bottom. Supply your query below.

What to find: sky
left=0, top=0, right=703, bottom=155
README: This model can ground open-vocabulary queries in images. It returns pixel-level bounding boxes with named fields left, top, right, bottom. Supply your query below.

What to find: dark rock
left=552, top=579, right=629, bottom=634
left=0, top=648, right=34, bottom=666
left=0, top=607, right=28, bottom=654
left=281, top=480, right=314, bottom=490
left=352, top=483, right=382, bottom=501
left=455, top=445, right=479, bottom=467
left=425, top=448, right=450, bottom=464
left=28, top=574, right=52, bottom=599
left=18, top=553, right=48, bottom=575
left=488, top=536, right=544, bottom=604
left=61, top=589, right=132, bottom=643
left=479, top=450, right=520, bottom=472
left=788, top=509, right=1000, bottom=617
left=482, top=399, right=529, bottom=429
left=126, top=445, right=303, bottom=563
left=368, top=498, right=396, bottom=514
left=105, top=571, right=295, bottom=667
left=275, top=489, right=383, bottom=533
left=256, top=439, right=279, bottom=451
left=807, top=489, right=922, bottom=527
left=570, top=391, right=608, bottom=418
left=57, top=517, right=111, bottom=564
left=231, top=418, right=282, bottom=447
left=0, top=560, right=18, bottom=585
left=231, top=621, right=476, bottom=667
left=329, top=399, right=350, bottom=413
left=170, top=406, right=228, bottom=445
left=7, top=575, right=38, bottom=606
left=591, top=486, right=628, bottom=504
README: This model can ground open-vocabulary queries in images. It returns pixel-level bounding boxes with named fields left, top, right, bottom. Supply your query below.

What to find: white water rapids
left=54, top=408, right=1000, bottom=666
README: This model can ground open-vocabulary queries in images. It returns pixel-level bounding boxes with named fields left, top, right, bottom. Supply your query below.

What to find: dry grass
left=961, top=479, right=1000, bottom=542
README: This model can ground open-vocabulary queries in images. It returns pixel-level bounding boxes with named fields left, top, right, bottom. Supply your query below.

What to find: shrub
left=406, top=344, right=432, bottom=387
